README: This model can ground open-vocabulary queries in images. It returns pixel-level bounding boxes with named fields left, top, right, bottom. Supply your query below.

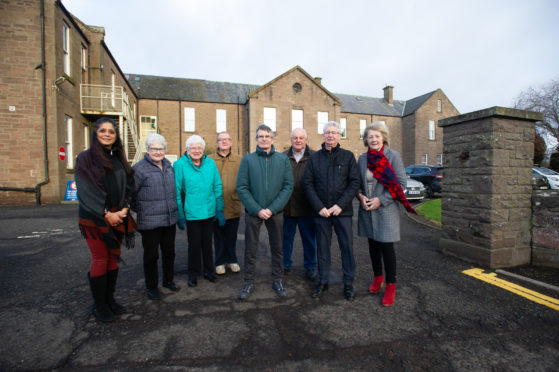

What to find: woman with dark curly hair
left=75, top=117, right=135, bottom=322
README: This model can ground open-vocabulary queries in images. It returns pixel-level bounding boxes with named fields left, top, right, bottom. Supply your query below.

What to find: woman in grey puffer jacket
left=132, top=134, right=179, bottom=300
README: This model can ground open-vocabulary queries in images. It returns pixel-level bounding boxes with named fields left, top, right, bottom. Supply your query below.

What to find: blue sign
left=64, top=180, right=78, bottom=201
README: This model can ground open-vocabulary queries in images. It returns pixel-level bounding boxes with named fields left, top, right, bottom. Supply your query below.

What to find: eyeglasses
left=324, top=131, right=339, bottom=135
left=148, top=147, right=165, bottom=153
left=217, top=138, right=232, bottom=142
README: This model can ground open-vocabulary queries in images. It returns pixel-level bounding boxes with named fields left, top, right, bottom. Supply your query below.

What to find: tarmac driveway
left=0, top=203, right=557, bottom=371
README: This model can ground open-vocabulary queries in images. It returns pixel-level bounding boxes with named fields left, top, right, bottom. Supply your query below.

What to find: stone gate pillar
left=438, top=107, right=543, bottom=268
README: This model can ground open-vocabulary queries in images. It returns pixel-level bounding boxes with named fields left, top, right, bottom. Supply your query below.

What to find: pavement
left=0, top=202, right=558, bottom=371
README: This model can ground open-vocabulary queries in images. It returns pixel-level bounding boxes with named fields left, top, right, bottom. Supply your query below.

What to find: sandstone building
left=0, top=0, right=459, bottom=205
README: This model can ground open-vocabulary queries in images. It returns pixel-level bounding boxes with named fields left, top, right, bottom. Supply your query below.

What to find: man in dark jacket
left=303, top=121, right=360, bottom=301
left=236, top=124, right=294, bottom=300
left=282, top=128, right=317, bottom=280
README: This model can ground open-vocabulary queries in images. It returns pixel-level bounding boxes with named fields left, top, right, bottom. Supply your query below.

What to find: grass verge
left=416, top=199, right=441, bottom=223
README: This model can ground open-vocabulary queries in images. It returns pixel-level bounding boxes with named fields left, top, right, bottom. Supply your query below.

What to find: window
left=339, top=118, right=347, bottom=138
left=184, top=107, right=195, bottom=132
left=62, top=22, right=70, bottom=76
left=429, top=120, right=435, bottom=140
left=82, top=123, right=89, bottom=150
left=437, top=154, right=443, bottom=166
left=65, top=115, right=73, bottom=169
left=422, top=154, right=428, bottom=165
left=437, top=99, right=442, bottom=113
left=359, top=120, right=367, bottom=139
left=80, top=44, right=87, bottom=84
left=317, top=111, right=328, bottom=134
left=263, top=107, right=276, bottom=131
left=216, top=109, right=227, bottom=133
left=291, top=109, right=303, bottom=131
left=140, top=116, right=157, bottom=140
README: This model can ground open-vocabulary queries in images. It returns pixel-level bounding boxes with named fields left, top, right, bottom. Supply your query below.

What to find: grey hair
left=185, top=134, right=206, bottom=150
left=255, top=123, right=274, bottom=138
left=145, top=133, right=167, bottom=151
left=323, top=121, right=340, bottom=134
left=363, top=121, right=389, bottom=147
left=291, top=127, right=308, bottom=138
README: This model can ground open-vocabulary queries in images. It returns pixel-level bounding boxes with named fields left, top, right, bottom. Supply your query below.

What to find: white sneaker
left=229, top=263, right=241, bottom=273
left=215, top=265, right=226, bottom=275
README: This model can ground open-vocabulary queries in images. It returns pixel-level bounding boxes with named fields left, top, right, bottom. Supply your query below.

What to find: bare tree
left=514, top=78, right=559, bottom=149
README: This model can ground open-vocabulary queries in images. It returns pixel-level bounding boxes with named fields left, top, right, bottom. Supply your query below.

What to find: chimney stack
left=383, top=85, right=394, bottom=104
left=314, top=77, right=322, bottom=85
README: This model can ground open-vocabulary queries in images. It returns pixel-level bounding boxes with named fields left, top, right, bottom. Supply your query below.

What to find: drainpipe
left=35, top=0, right=50, bottom=204
left=237, top=95, right=240, bottom=155
left=1, top=0, right=49, bottom=203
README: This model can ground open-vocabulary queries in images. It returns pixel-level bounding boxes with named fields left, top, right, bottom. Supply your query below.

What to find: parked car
left=533, top=166, right=559, bottom=189
left=532, top=169, right=550, bottom=190
left=405, top=176, right=426, bottom=200
left=405, top=165, right=443, bottom=197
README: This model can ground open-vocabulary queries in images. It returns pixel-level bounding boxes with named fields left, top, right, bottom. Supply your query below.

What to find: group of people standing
left=76, top=117, right=415, bottom=323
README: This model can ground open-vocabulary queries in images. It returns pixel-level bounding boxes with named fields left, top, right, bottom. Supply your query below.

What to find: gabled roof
left=249, top=65, right=341, bottom=105
left=126, top=74, right=258, bottom=104
left=336, top=93, right=405, bottom=117
left=402, top=90, right=437, bottom=116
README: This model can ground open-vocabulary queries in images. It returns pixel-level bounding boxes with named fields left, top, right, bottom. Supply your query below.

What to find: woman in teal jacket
left=174, top=135, right=225, bottom=287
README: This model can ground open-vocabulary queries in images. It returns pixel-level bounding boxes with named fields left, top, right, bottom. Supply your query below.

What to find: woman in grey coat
left=132, top=134, right=179, bottom=300
left=357, top=122, right=416, bottom=307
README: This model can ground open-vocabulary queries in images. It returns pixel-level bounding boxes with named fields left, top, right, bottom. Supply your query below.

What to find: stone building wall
left=532, top=190, right=559, bottom=269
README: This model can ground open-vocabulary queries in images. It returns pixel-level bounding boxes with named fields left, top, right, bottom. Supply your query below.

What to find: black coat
left=302, top=143, right=360, bottom=217
left=283, top=145, right=315, bottom=217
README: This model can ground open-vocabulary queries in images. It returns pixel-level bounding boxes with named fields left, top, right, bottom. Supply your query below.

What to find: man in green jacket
left=236, top=124, right=294, bottom=299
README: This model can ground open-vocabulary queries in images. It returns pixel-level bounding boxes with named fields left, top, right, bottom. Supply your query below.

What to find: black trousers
left=243, top=213, right=283, bottom=282
left=214, top=217, right=240, bottom=266
left=186, top=218, right=214, bottom=277
left=140, top=225, right=176, bottom=290
left=368, top=239, right=396, bottom=283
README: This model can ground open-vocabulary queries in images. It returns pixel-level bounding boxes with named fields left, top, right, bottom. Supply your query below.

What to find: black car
left=405, top=165, right=443, bottom=197
left=532, top=169, right=550, bottom=190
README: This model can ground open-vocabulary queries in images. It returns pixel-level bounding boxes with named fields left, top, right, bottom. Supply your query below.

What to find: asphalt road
left=0, top=202, right=558, bottom=371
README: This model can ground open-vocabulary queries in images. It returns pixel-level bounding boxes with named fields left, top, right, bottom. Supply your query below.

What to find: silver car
left=533, top=167, right=559, bottom=190
left=405, top=176, right=426, bottom=200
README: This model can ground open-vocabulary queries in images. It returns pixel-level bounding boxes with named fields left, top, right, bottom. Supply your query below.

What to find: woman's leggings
left=368, top=239, right=396, bottom=283
left=85, top=230, right=118, bottom=277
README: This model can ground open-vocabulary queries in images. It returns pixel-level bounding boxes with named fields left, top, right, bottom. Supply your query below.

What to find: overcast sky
left=64, top=0, right=558, bottom=114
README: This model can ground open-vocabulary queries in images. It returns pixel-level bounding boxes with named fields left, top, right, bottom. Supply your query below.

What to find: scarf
left=366, top=146, right=417, bottom=215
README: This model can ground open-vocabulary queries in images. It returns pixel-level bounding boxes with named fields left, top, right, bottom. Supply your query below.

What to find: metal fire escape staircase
left=80, top=84, right=142, bottom=164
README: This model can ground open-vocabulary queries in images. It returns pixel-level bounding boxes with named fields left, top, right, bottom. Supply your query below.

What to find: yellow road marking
left=462, top=268, right=559, bottom=311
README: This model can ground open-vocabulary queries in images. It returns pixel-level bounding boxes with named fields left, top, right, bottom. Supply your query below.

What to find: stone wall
left=438, top=107, right=542, bottom=269
left=532, top=190, right=559, bottom=269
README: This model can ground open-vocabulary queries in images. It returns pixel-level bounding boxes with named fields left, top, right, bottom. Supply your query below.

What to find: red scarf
left=366, top=146, right=417, bottom=215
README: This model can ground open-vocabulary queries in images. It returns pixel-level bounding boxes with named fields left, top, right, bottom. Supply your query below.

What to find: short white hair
left=145, top=133, right=167, bottom=151
left=185, top=135, right=206, bottom=150
left=323, top=121, right=340, bottom=133
left=291, top=127, right=308, bottom=138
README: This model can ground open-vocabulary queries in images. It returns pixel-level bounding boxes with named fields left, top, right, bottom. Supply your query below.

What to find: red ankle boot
left=382, top=283, right=395, bottom=307
left=368, top=275, right=384, bottom=293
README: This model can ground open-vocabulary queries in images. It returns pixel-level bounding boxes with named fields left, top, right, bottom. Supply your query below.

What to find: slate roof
left=126, top=74, right=258, bottom=104
left=126, top=73, right=437, bottom=117
left=336, top=93, right=405, bottom=117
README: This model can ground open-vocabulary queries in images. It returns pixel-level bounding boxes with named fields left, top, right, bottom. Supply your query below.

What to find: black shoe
left=283, top=267, right=291, bottom=275
left=163, top=282, right=180, bottom=292
left=238, top=281, right=254, bottom=300
left=344, top=284, right=355, bottom=301
left=272, top=279, right=287, bottom=297
left=92, top=303, right=115, bottom=322
left=108, top=300, right=126, bottom=315
left=147, top=288, right=161, bottom=300
left=305, top=268, right=317, bottom=280
left=188, top=276, right=198, bottom=287
left=203, top=274, right=218, bottom=283
left=311, top=283, right=328, bottom=298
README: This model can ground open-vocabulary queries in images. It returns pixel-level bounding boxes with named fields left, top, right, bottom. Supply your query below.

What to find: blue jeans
left=282, top=216, right=317, bottom=270
left=314, top=216, right=355, bottom=285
